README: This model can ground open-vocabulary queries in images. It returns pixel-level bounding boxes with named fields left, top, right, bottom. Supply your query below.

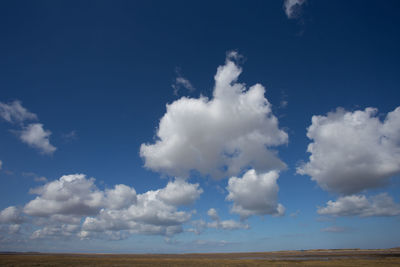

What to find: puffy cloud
left=297, top=107, right=400, bottom=195
left=19, top=123, right=57, bottom=155
left=158, top=179, right=203, bottom=206
left=318, top=193, right=400, bottom=217
left=31, top=224, right=80, bottom=239
left=81, top=181, right=200, bottom=236
left=104, top=184, right=137, bottom=210
left=141, top=52, right=288, bottom=179
left=0, top=100, right=37, bottom=124
left=0, top=206, right=24, bottom=224
left=207, top=208, right=248, bottom=230
left=284, top=0, right=306, bottom=19
left=226, top=169, right=285, bottom=219
left=208, top=219, right=248, bottom=230
left=207, top=208, right=219, bottom=221
left=19, top=174, right=202, bottom=239
left=24, top=174, right=104, bottom=217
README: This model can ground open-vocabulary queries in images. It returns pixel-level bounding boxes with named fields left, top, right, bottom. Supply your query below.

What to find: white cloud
left=158, top=179, right=203, bottom=206
left=31, top=224, right=81, bottom=239
left=318, top=193, right=400, bottom=217
left=0, top=206, right=24, bottom=224
left=24, top=174, right=104, bottom=217
left=297, top=107, right=400, bottom=195
left=207, top=208, right=219, bottom=221
left=18, top=174, right=203, bottom=239
left=81, top=182, right=199, bottom=236
left=0, top=100, right=37, bottom=124
left=141, top=52, right=288, bottom=179
left=19, top=123, right=57, bottom=155
left=0, top=101, right=56, bottom=155
left=104, top=184, right=137, bottom=210
left=206, top=208, right=248, bottom=230
left=226, top=169, right=285, bottom=219
left=0, top=160, right=2, bottom=170
left=284, top=0, right=306, bottom=19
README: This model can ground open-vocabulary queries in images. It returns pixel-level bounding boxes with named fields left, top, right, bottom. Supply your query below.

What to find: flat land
left=1, top=248, right=400, bottom=266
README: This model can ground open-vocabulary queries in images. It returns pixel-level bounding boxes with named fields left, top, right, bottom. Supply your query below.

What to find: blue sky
left=0, top=0, right=400, bottom=253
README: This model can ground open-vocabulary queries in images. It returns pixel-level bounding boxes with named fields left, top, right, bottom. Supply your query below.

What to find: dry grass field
left=1, top=248, right=400, bottom=266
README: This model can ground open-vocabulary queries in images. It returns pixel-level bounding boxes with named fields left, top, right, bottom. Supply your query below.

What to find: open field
left=1, top=248, right=400, bottom=266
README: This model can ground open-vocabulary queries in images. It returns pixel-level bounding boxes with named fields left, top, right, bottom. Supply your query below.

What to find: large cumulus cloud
left=297, top=107, right=400, bottom=195
left=140, top=52, right=288, bottom=179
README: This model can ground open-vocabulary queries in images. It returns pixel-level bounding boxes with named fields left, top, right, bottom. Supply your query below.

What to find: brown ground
left=1, top=248, right=400, bottom=266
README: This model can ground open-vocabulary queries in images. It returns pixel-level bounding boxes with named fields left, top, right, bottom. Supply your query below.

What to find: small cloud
left=19, top=123, right=56, bottom=155
left=0, top=100, right=38, bottom=124
left=22, top=172, right=47, bottom=182
left=34, top=176, right=48, bottom=183
left=62, top=130, right=78, bottom=142
left=290, top=210, right=300, bottom=217
left=3, top=170, right=14, bottom=176
left=172, top=68, right=196, bottom=95
left=321, top=226, right=349, bottom=233
left=0, top=160, right=2, bottom=170
left=0, top=100, right=56, bottom=155
left=226, top=169, right=285, bottom=219
left=318, top=193, right=400, bottom=217
left=206, top=208, right=249, bottom=230
left=284, top=0, right=306, bottom=19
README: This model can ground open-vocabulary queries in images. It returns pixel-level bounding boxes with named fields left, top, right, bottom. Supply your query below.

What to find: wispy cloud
left=172, top=68, right=196, bottom=95
left=321, top=226, right=350, bottom=233
left=19, top=123, right=56, bottom=155
left=284, top=0, right=306, bottom=19
left=0, top=100, right=37, bottom=124
left=0, top=100, right=56, bottom=155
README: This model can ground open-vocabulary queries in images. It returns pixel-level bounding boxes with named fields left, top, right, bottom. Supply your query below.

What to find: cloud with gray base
left=298, top=107, right=400, bottom=195
left=12, top=173, right=203, bottom=240
left=318, top=193, right=400, bottom=217
left=226, top=169, right=285, bottom=219
left=206, top=208, right=248, bottom=230
left=141, top=52, right=288, bottom=179
left=0, top=206, right=24, bottom=224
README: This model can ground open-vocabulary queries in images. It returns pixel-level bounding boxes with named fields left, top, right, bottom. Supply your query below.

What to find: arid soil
left=1, top=248, right=400, bottom=266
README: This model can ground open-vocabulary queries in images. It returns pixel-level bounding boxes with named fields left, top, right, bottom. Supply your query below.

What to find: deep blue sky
left=0, top=0, right=400, bottom=253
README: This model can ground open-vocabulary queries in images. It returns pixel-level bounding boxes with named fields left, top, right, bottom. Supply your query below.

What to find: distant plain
left=1, top=248, right=400, bottom=266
